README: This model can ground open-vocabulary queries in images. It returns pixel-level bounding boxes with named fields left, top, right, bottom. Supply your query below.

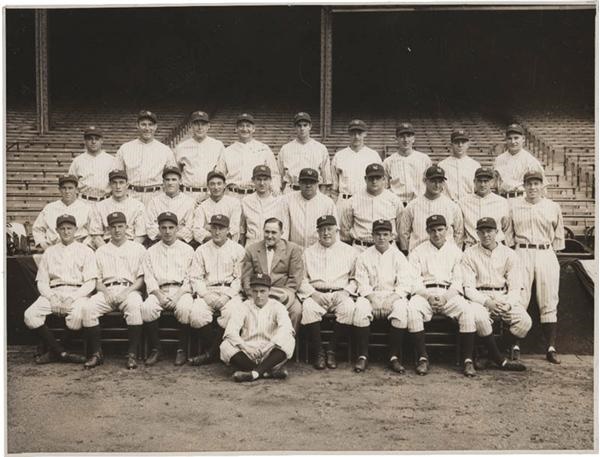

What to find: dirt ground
left=7, top=346, right=595, bottom=454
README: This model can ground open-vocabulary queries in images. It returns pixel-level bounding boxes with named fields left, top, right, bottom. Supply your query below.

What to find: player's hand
left=102, top=291, right=116, bottom=306
left=113, top=290, right=130, bottom=305
left=48, top=294, right=62, bottom=309
left=204, top=292, right=221, bottom=304
left=62, top=297, right=74, bottom=308
left=310, top=291, right=329, bottom=307
left=213, top=294, right=230, bottom=308
left=241, top=344, right=262, bottom=362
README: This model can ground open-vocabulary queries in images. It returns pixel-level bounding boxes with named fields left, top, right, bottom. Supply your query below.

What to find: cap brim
left=366, top=173, right=385, bottom=178
left=477, top=225, right=497, bottom=230
left=253, top=174, right=271, bottom=178
left=210, top=222, right=229, bottom=228
left=427, top=174, right=447, bottom=180
left=396, top=129, right=414, bottom=135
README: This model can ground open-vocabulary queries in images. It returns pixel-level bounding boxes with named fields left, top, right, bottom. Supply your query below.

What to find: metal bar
left=320, top=6, right=333, bottom=139
left=35, top=10, right=50, bottom=134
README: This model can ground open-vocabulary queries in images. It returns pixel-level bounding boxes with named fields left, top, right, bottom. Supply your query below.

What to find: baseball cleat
left=174, top=349, right=187, bottom=366
left=510, top=345, right=521, bottom=361
left=263, top=368, right=288, bottom=380
left=232, top=371, right=257, bottom=383
left=463, top=360, right=476, bottom=377
left=313, top=349, right=326, bottom=370
left=325, top=350, right=337, bottom=369
left=126, top=353, right=138, bottom=370
left=188, top=352, right=211, bottom=366
left=546, top=350, right=561, bottom=365
left=500, top=359, right=527, bottom=371
left=34, top=351, right=58, bottom=364
left=389, top=358, right=406, bottom=374
left=354, top=356, right=368, bottom=373
left=83, top=352, right=104, bottom=369
left=415, top=357, right=429, bottom=376
left=59, top=352, right=87, bottom=364
left=145, top=349, right=161, bottom=366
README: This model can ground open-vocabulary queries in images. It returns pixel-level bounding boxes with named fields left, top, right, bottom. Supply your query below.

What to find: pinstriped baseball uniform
left=89, top=196, right=146, bottom=241
left=280, top=191, right=337, bottom=248
left=68, top=150, right=114, bottom=198
left=85, top=240, right=147, bottom=327
left=331, top=146, right=382, bottom=198
left=494, top=149, right=544, bottom=193
left=383, top=151, right=431, bottom=202
left=298, top=240, right=358, bottom=326
left=506, top=197, right=565, bottom=323
left=190, top=239, right=246, bottom=329
left=193, top=195, right=242, bottom=243
left=399, top=194, right=464, bottom=252
left=145, top=192, right=196, bottom=243
left=32, top=199, right=92, bottom=248
left=240, top=193, right=282, bottom=244
left=175, top=136, right=225, bottom=202
left=217, top=140, right=281, bottom=196
left=354, top=244, right=413, bottom=328
left=458, top=192, right=509, bottom=247
left=438, top=155, right=481, bottom=202
left=278, top=138, right=332, bottom=190
left=340, top=189, right=404, bottom=246
left=461, top=243, right=532, bottom=338
left=220, top=298, right=296, bottom=364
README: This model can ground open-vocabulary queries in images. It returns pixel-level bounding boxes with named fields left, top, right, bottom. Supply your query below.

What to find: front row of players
left=25, top=207, right=532, bottom=380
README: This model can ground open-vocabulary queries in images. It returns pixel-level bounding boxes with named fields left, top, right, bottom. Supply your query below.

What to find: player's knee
left=141, top=300, right=160, bottom=323
left=24, top=305, right=42, bottom=329
left=352, top=298, right=372, bottom=327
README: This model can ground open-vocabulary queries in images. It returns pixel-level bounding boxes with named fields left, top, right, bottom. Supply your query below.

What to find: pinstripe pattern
left=240, top=193, right=282, bottom=243
left=382, top=150, right=431, bottom=202
left=190, top=239, right=246, bottom=298
left=175, top=136, right=225, bottom=188
left=278, top=139, right=332, bottom=187
left=32, top=199, right=92, bottom=247
left=331, top=146, right=382, bottom=196
left=494, top=149, right=544, bottom=193
left=408, top=240, right=463, bottom=291
left=68, top=151, right=114, bottom=197
left=36, top=241, right=97, bottom=286
left=89, top=196, right=146, bottom=240
left=458, top=192, right=509, bottom=247
left=193, top=195, right=242, bottom=243
left=438, top=155, right=481, bottom=201
left=141, top=239, right=194, bottom=294
left=113, top=138, right=176, bottom=186
left=281, top=191, right=337, bottom=248
left=355, top=245, right=413, bottom=297
left=95, top=240, right=146, bottom=284
left=145, top=192, right=196, bottom=242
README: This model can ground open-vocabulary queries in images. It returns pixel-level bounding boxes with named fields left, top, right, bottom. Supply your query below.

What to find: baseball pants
left=83, top=285, right=143, bottom=327
left=354, top=292, right=408, bottom=329
left=141, top=284, right=195, bottom=324
left=408, top=289, right=475, bottom=333
left=301, top=291, right=355, bottom=326
left=192, top=290, right=244, bottom=329
left=269, top=286, right=302, bottom=329
left=470, top=291, right=532, bottom=339
left=220, top=337, right=295, bottom=365
left=24, top=285, right=87, bottom=330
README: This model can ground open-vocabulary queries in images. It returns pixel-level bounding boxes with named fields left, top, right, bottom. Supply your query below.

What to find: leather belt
left=182, top=185, right=208, bottom=193
left=50, top=283, right=81, bottom=288
left=160, top=282, right=183, bottom=288
left=477, top=286, right=507, bottom=291
left=353, top=239, right=374, bottom=247
left=229, top=186, right=255, bottom=195
left=500, top=190, right=524, bottom=198
left=340, top=193, right=352, bottom=200
left=425, top=283, right=450, bottom=289
left=518, top=243, right=550, bottom=250
left=104, top=280, right=132, bottom=288
left=129, top=184, right=162, bottom=193
left=209, top=281, right=232, bottom=287
left=316, top=287, right=344, bottom=293
left=80, top=193, right=108, bottom=202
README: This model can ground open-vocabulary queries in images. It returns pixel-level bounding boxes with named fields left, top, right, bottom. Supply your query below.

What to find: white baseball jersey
left=506, top=197, right=565, bottom=250
left=355, top=244, right=413, bottom=297
left=193, top=195, right=242, bottom=243
left=494, top=149, right=544, bottom=193
left=113, top=138, right=176, bottom=186
left=340, top=189, right=403, bottom=243
left=383, top=150, right=431, bottom=202
left=408, top=240, right=463, bottom=293
left=95, top=240, right=146, bottom=284
left=68, top=150, right=114, bottom=197
left=145, top=191, right=196, bottom=243
left=175, top=136, right=225, bottom=188
left=458, top=192, right=509, bottom=246
left=89, top=196, right=146, bottom=240
left=331, top=146, right=382, bottom=196
left=142, top=239, right=194, bottom=294
left=281, top=191, right=337, bottom=248
left=32, top=199, right=92, bottom=247
left=217, top=140, right=281, bottom=194
left=36, top=241, right=97, bottom=287
left=278, top=138, right=332, bottom=188
left=399, top=194, right=464, bottom=252
left=438, top=155, right=481, bottom=201
left=240, top=193, right=282, bottom=243
left=190, top=239, right=246, bottom=298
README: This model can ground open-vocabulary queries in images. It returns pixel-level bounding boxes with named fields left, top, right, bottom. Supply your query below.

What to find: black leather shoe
left=83, top=352, right=104, bottom=369
left=264, top=368, right=288, bottom=380
left=188, top=352, right=211, bottom=366
left=416, top=357, right=429, bottom=376
left=463, top=360, right=476, bottom=377
left=510, top=345, right=521, bottom=361
left=34, top=351, right=58, bottom=364
left=546, top=350, right=561, bottom=365
left=313, top=349, right=326, bottom=370
left=500, top=359, right=527, bottom=371
left=174, top=349, right=187, bottom=366
left=389, top=358, right=405, bottom=374
left=326, top=350, right=337, bottom=369
left=474, top=357, right=489, bottom=371
left=59, top=352, right=87, bottom=364
left=126, top=353, right=138, bottom=370
left=233, top=371, right=256, bottom=382
left=145, top=349, right=161, bottom=366
left=354, top=356, right=368, bottom=373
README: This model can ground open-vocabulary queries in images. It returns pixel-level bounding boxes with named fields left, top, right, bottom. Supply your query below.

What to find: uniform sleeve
left=180, top=248, right=194, bottom=294
left=227, top=248, right=245, bottom=297
left=286, top=244, right=305, bottom=291
left=193, top=205, right=210, bottom=243
left=215, top=151, right=228, bottom=177
left=279, top=195, right=291, bottom=241
left=330, top=153, right=340, bottom=193
left=355, top=255, right=373, bottom=297
left=265, top=147, right=282, bottom=196
left=339, top=200, right=354, bottom=242
left=165, top=147, right=177, bottom=168
left=133, top=203, right=147, bottom=238
left=408, top=251, right=426, bottom=296
left=95, top=252, right=105, bottom=282
left=461, top=253, right=487, bottom=304
left=35, top=251, right=50, bottom=284
left=67, top=159, right=78, bottom=178
left=178, top=201, right=195, bottom=243
left=552, top=202, right=566, bottom=251
left=222, top=305, right=247, bottom=348
left=394, top=198, right=404, bottom=242
left=345, top=252, right=358, bottom=295
left=505, top=250, right=523, bottom=305
left=239, top=208, right=248, bottom=238
left=190, top=249, right=209, bottom=297
left=319, top=146, right=333, bottom=186
left=504, top=203, right=516, bottom=247
left=271, top=303, right=296, bottom=346
left=452, top=204, right=465, bottom=248
left=277, top=146, right=288, bottom=186
left=394, top=253, right=413, bottom=297
left=144, top=199, right=160, bottom=241
left=241, top=249, right=254, bottom=297
left=32, top=208, right=49, bottom=247
left=398, top=205, right=413, bottom=252
left=228, top=199, right=242, bottom=243
left=297, top=252, right=316, bottom=300
left=113, top=145, right=126, bottom=170
left=142, top=251, right=159, bottom=294
left=89, top=205, right=105, bottom=237
left=449, top=251, right=463, bottom=292
left=81, top=248, right=98, bottom=283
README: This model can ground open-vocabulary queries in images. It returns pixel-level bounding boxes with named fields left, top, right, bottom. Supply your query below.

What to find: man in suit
left=242, top=217, right=304, bottom=331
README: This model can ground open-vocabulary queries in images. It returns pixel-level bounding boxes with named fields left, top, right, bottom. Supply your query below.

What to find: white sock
left=251, top=370, right=259, bottom=380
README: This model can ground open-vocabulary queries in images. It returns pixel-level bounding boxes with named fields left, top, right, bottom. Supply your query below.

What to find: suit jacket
left=242, top=239, right=304, bottom=296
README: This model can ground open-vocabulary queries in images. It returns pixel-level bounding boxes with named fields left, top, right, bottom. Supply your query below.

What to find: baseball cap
left=83, top=126, right=103, bottom=138
left=107, top=211, right=127, bottom=226
left=298, top=168, right=319, bottom=183
left=506, top=123, right=524, bottom=136
left=424, top=166, right=447, bottom=180
left=109, top=169, right=128, bottom=182
left=56, top=214, right=77, bottom=228
left=523, top=170, right=544, bottom=183
left=162, top=166, right=182, bottom=178
left=206, top=170, right=226, bottom=182
left=209, top=214, right=230, bottom=228
left=293, top=112, right=312, bottom=124
left=396, top=122, right=415, bottom=136
left=474, top=167, right=494, bottom=180
left=426, top=214, right=447, bottom=230
left=252, top=165, right=271, bottom=179
left=450, top=129, right=469, bottom=142
left=157, top=211, right=178, bottom=225
left=250, top=273, right=272, bottom=288
left=58, top=174, right=79, bottom=186
left=476, top=217, right=497, bottom=230
left=190, top=111, right=210, bottom=122
left=372, top=219, right=393, bottom=232
left=137, top=110, right=157, bottom=123
left=348, top=119, right=367, bottom=132
left=316, top=215, right=337, bottom=228
left=237, top=113, right=255, bottom=125
left=365, top=163, right=385, bottom=177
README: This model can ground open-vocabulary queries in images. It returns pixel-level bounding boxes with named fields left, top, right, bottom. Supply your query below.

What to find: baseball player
left=32, top=174, right=92, bottom=251
left=278, top=112, right=332, bottom=193
left=113, top=110, right=177, bottom=206
left=353, top=219, right=413, bottom=374
left=193, top=170, right=242, bottom=244
left=175, top=110, right=225, bottom=204
left=216, top=113, right=281, bottom=197
left=82, top=212, right=147, bottom=369
left=383, top=122, right=432, bottom=205
left=140, top=211, right=196, bottom=366
left=438, top=129, right=481, bottom=202
left=331, top=120, right=382, bottom=208
left=24, top=214, right=95, bottom=365
left=88, top=170, right=146, bottom=250
left=280, top=168, right=337, bottom=248
left=459, top=167, right=510, bottom=248
left=505, top=170, right=565, bottom=364
left=188, top=214, right=246, bottom=366
left=340, top=163, right=403, bottom=250
left=399, top=165, right=464, bottom=253
left=494, top=123, right=544, bottom=198
left=298, top=215, right=358, bottom=370
left=68, top=126, right=114, bottom=205
left=461, top=217, right=531, bottom=370
left=240, top=165, right=281, bottom=246
left=220, top=273, right=295, bottom=382
left=145, top=166, right=195, bottom=245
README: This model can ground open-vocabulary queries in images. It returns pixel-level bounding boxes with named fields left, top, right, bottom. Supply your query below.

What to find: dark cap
left=298, top=168, right=319, bottom=183
left=107, top=211, right=127, bottom=226
left=250, top=273, right=272, bottom=288
left=476, top=217, right=497, bottom=230
left=424, top=165, right=447, bottom=180
left=395, top=122, right=415, bottom=136
left=56, top=214, right=77, bottom=227
left=58, top=174, right=79, bottom=186
left=109, top=169, right=128, bottom=182
left=506, top=123, right=524, bottom=136
left=426, top=214, right=447, bottom=229
left=451, top=129, right=469, bottom=142
left=137, top=110, right=157, bottom=123
left=316, top=215, right=337, bottom=228
left=209, top=214, right=230, bottom=228
left=236, top=113, right=255, bottom=125
left=162, top=166, right=182, bottom=178
left=372, top=219, right=393, bottom=232
left=365, top=163, right=385, bottom=177
left=348, top=119, right=367, bottom=132
left=206, top=170, right=226, bottom=183
left=252, top=165, right=271, bottom=179
left=523, top=170, right=544, bottom=183
left=474, top=167, right=494, bottom=180
left=190, top=110, right=210, bottom=122
left=157, top=211, right=178, bottom=225
left=293, top=112, right=312, bottom=124
left=83, top=126, right=103, bottom=138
